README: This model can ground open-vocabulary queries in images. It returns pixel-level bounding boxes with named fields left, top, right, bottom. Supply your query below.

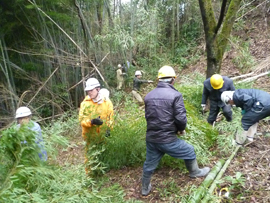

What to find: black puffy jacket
left=201, top=76, right=235, bottom=107
left=144, top=82, right=187, bottom=143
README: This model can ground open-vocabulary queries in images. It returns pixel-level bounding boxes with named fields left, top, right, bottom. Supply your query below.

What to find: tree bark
left=198, top=0, right=242, bottom=78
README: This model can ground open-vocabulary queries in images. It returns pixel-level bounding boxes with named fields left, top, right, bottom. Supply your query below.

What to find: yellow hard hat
left=210, top=74, right=224, bottom=89
left=158, top=66, right=176, bottom=79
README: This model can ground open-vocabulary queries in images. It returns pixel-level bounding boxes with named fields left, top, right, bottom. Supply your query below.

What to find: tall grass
left=98, top=98, right=147, bottom=169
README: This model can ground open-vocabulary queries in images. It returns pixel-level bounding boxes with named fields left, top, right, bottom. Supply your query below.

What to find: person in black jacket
left=201, top=74, right=235, bottom=125
left=132, top=71, right=153, bottom=104
left=221, top=89, right=270, bottom=145
left=141, top=65, right=210, bottom=196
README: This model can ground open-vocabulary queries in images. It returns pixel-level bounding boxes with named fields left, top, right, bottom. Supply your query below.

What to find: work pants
left=132, top=90, right=143, bottom=104
left=207, top=100, right=232, bottom=124
left=143, top=139, right=196, bottom=173
left=117, top=81, right=123, bottom=90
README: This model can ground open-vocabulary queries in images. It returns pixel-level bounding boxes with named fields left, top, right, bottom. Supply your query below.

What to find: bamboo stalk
left=235, top=71, right=270, bottom=84
left=191, top=159, right=225, bottom=203
left=27, top=67, right=60, bottom=105
left=201, top=146, right=240, bottom=203
left=27, top=0, right=109, bottom=88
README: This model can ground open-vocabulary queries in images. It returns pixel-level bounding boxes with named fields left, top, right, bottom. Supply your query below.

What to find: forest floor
left=59, top=128, right=270, bottom=202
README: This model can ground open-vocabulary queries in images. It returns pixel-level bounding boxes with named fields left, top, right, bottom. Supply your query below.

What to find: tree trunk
left=199, top=0, right=242, bottom=78
left=172, top=0, right=175, bottom=56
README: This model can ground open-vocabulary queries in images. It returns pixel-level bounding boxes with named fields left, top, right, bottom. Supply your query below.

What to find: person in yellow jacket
left=79, top=78, right=114, bottom=173
left=116, top=64, right=126, bottom=90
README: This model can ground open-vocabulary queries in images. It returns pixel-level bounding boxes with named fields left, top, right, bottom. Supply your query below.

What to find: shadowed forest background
left=1, top=0, right=270, bottom=202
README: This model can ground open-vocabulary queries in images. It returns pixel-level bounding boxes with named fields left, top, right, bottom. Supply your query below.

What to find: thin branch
left=27, top=67, right=60, bottom=105
left=215, top=0, right=228, bottom=34
left=236, top=0, right=268, bottom=22
left=97, top=52, right=110, bottom=66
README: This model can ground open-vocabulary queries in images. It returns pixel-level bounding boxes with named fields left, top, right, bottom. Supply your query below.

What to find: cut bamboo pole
left=201, top=145, right=240, bottom=203
left=191, top=159, right=225, bottom=203
left=235, top=71, right=270, bottom=84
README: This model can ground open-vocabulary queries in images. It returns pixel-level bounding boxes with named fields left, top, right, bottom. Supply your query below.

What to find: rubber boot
left=235, top=130, right=248, bottom=145
left=141, top=171, right=152, bottom=196
left=247, top=123, right=258, bottom=142
left=184, top=159, right=210, bottom=178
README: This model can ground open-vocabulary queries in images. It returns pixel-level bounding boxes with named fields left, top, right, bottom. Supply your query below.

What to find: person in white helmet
left=79, top=78, right=114, bottom=174
left=221, top=89, right=270, bottom=146
left=132, top=70, right=153, bottom=104
left=141, top=66, right=210, bottom=196
left=15, top=106, right=47, bottom=161
left=116, top=64, right=126, bottom=90
left=99, top=88, right=110, bottom=101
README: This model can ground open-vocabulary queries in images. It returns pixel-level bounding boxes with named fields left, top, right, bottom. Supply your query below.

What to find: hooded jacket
left=79, top=95, right=114, bottom=144
left=144, top=82, right=187, bottom=143
left=202, top=76, right=235, bottom=107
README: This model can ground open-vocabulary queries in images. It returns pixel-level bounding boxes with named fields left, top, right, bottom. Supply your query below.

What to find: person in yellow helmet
left=79, top=78, right=114, bottom=174
left=141, top=66, right=210, bottom=196
left=201, top=74, right=235, bottom=125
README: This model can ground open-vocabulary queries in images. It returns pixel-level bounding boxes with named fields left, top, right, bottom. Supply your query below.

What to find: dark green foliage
left=0, top=124, right=42, bottom=194
left=98, top=103, right=147, bottom=169
left=0, top=115, right=128, bottom=203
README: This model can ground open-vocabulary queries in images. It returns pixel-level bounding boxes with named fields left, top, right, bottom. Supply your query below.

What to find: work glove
left=201, top=104, right=206, bottom=111
left=148, top=80, right=153, bottom=83
left=241, top=110, right=246, bottom=115
left=91, top=117, right=103, bottom=126
left=105, top=129, right=110, bottom=137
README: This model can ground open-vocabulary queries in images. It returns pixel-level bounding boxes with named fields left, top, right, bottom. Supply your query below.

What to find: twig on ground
left=244, top=141, right=254, bottom=147
left=259, top=149, right=270, bottom=163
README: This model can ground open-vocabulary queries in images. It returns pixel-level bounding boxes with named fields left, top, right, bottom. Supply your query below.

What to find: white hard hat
left=118, top=64, right=122, bottom=68
left=85, top=78, right=100, bottom=91
left=99, top=88, right=110, bottom=99
left=135, top=70, right=142, bottom=76
left=221, top=91, right=235, bottom=105
left=15, top=106, right=32, bottom=118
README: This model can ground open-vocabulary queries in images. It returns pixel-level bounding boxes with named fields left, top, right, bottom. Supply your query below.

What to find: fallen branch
left=231, top=72, right=254, bottom=80
left=235, top=71, right=270, bottom=84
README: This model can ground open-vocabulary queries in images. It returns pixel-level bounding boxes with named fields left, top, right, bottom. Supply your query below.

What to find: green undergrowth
left=98, top=98, right=147, bottom=169
left=0, top=114, right=130, bottom=203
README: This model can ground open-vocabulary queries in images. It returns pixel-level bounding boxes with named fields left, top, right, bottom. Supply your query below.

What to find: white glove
left=148, top=80, right=153, bottom=83
left=201, top=104, right=206, bottom=111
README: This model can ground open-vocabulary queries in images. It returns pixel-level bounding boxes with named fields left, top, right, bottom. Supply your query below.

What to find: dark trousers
left=207, top=100, right=232, bottom=124
left=143, top=139, right=196, bottom=173
left=241, top=105, right=270, bottom=131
